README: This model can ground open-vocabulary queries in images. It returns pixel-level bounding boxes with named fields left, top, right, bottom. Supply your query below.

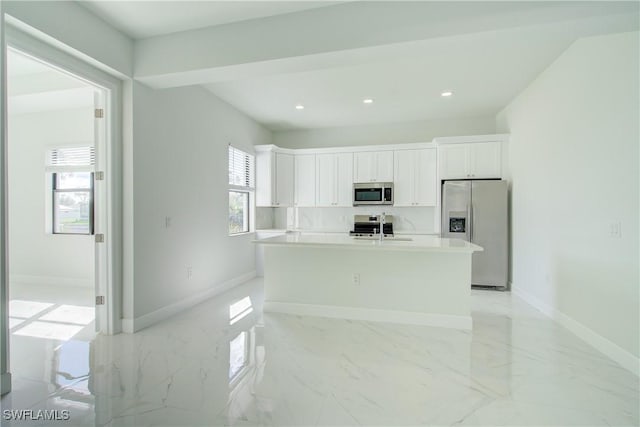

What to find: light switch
left=609, top=221, right=622, bottom=239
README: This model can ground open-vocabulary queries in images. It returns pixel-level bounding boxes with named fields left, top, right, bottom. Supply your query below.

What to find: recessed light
left=363, top=98, right=374, bottom=104
left=441, top=91, right=454, bottom=97
left=295, top=104, right=304, bottom=110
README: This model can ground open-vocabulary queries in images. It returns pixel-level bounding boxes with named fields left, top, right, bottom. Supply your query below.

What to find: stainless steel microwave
left=353, top=182, right=394, bottom=206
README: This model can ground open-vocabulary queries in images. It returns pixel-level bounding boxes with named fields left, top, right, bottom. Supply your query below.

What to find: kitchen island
left=254, top=233, right=483, bottom=330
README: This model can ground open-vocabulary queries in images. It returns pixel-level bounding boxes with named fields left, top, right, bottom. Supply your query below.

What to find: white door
left=414, top=148, right=437, bottom=206
left=275, top=153, right=294, bottom=206
left=335, top=153, right=353, bottom=207
left=393, top=150, right=414, bottom=206
left=316, top=153, right=336, bottom=206
left=294, top=154, right=315, bottom=207
left=375, top=151, right=394, bottom=182
left=469, top=142, right=501, bottom=178
left=439, top=144, right=468, bottom=179
left=353, top=152, right=374, bottom=182
left=93, top=90, right=107, bottom=333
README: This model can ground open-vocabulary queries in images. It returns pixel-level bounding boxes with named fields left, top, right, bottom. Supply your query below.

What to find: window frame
left=51, top=171, right=95, bottom=235
left=228, top=145, right=255, bottom=236
left=46, top=144, right=96, bottom=236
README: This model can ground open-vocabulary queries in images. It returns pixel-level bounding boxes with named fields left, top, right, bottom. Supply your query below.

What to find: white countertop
left=253, top=233, right=483, bottom=253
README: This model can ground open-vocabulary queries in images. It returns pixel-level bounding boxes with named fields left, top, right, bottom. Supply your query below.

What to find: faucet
left=379, top=212, right=386, bottom=242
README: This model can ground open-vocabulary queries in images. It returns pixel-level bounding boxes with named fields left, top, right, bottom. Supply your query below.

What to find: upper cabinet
left=438, top=141, right=501, bottom=180
left=316, top=152, right=353, bottom=207
left=353, top=151, right=393, bottom=183
left=256, top=149, right=294, bottom=207
left=294, top=154, right=316, bottom=207
left=394, top=148, right=437, bottom=207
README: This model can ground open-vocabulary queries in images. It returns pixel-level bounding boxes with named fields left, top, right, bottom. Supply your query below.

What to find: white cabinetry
left=438, top=141, right=501, bottom=180
left=353, top=151, right=393, bottom=183
left=256, top=150, right=294, bottom=207
left=294, top=154, right=316, bottom=207
left=394, top=148, right=437, bottom=206
left=316, top=153, right=353, bottom=207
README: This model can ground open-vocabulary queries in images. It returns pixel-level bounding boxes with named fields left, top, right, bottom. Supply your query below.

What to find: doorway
left=6, top=48, right=106, bottom=350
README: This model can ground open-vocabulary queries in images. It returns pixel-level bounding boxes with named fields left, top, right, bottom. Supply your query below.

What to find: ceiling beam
left=133, top=1, right=638, bottom=89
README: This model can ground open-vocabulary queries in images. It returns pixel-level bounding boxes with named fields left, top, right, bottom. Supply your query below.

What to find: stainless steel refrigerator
left=441, top=180, right=508, bottom=289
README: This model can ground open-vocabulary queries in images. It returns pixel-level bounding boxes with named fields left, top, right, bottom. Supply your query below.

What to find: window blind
left=48, top=146, right=95, bottom=167
left=228, top=146, right=255, bottom=189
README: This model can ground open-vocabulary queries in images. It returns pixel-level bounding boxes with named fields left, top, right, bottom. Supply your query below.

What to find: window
left=228, top=145, right=254, bottom=235
left=47, top=146, right=95, bottom=235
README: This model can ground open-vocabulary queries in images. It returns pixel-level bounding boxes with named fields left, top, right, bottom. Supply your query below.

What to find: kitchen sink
left=352, top=236, right=413, bottom=241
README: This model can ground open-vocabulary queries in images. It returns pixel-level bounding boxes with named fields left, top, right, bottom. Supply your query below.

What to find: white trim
left=1, top=373, right=11, bottom=395
left=121, top=271, right=256, bottom=333
left=433, top=133, right=510, bottom=145
left=264, top=301, right=473, bottom=330
left=254, top=141, right=437, bottom=156
left=10, top=274, right=93, bottom=288
left=512, top=284, right=639, bottom=377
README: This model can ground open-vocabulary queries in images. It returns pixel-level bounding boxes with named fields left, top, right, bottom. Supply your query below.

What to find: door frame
left=3, top=25, right=122, bottom=336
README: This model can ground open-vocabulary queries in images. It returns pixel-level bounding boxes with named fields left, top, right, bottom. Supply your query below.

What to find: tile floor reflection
left=1, top=278, right=638, bottom=426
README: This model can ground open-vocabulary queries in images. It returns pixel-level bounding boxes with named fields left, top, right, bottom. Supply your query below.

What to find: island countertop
left=254, top=233, right=483, bottom=253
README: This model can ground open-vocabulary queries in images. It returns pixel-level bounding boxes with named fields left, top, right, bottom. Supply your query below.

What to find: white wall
left=1, top=0, right=11, bottom=395
left=273, top=116, right=496, bottom=149
left=8, top=107, right=95, bottom=288
left=496, top=32, right=639, bottom=364
left=131, top=82, right=271, bottom=319
left=3, top=1, right=133, bottom=77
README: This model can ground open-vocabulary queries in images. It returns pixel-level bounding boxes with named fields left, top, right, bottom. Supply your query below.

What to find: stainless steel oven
left=353, top=182, right=393, bottom=206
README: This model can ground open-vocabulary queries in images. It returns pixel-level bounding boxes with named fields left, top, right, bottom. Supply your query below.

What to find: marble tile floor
left=1, top=278, right=638, bottom=426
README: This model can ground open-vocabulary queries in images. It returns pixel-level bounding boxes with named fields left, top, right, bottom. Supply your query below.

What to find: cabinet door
left=375, top=151, right=394, bottom=182
left=316, top=153, right=336, bottom=206
left=294, top=154, right=316, bottom=207
left=275, top=153, right=294, bottom=206
left=353, top=152, right=374, bottom=183
left=414, top=148, right=437, bottom=206
left=255, top=150, right=274, bottom=206
left=469, top=142, right=501, bottom=178
left=393, top=150, right=415, bottom=206
left=335, top=153, right=353, bottom=207
left=439, top=144, right=468, bottom=180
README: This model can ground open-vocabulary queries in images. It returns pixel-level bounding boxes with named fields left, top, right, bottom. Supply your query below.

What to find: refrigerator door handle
left=469, top=203, right=474, bottom=242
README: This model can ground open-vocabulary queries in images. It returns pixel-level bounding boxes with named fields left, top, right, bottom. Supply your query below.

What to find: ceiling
left=203, top=24, right=591, bottom=130
left=80, top=1, right=342, bottom=39
left=7, top=49, right=95, bottom=114
left=78, top=1, right=638, bottom=131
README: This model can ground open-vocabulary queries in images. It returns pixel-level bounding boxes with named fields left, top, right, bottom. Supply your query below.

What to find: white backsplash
left=259, top=206, right=437, bottom=234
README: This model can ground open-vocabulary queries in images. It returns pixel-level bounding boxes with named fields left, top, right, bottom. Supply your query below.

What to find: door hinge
left=95, top=171, right=104, bottom=181
left=95, top=233, right=105, bottom=243
left=95, top=296, right=105, bottom=305
left=95, top=108, right=104, bottom=118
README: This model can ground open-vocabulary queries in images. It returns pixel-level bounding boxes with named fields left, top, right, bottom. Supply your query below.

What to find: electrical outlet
left=352, top=273, right=360, bottom=285
left=165, top=216, right=172, bottom=228
left=187, top=266, right=193, bottom=279
left=609, top=221, right=622, bottom=239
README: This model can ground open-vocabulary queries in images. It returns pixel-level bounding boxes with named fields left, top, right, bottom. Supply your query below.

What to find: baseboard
left=264, top=301, right=473, bottom=330
left=512, top=284, right=639, bottom=377
left=10, top=274, right=92, bottom=288
left=1, top=372, right=12, bottom=395
left=122, top=271, right=256, bottom=333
